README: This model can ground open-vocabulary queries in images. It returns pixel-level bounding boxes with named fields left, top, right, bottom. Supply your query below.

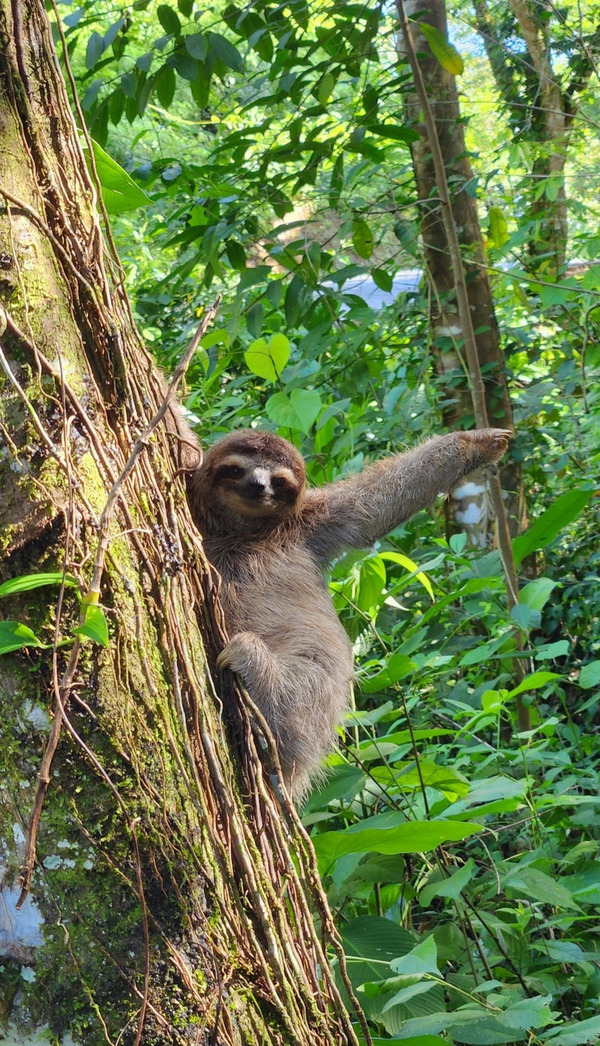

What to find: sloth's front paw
left=217, top=631, right=264, bottom=676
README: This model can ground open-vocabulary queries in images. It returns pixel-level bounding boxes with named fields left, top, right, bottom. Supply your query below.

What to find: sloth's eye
left=226, top=465, right=244, bottom=478
left=271, top=476, right=286, bottom=490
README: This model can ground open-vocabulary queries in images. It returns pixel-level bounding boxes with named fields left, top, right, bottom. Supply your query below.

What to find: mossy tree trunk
left=0, top=3, right=361, bottom=1044
left=400, top=0, right=526, bottom=544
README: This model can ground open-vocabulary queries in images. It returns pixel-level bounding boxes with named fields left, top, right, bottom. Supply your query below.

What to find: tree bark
left=0, top=3, right=362, bottom=1043
left=399, top=0, right=525, bottom=542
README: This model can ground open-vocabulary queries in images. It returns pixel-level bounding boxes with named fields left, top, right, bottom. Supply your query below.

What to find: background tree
left=399, top=0, right=526, bottom=542
left=470, top=0, right=600, bottom=276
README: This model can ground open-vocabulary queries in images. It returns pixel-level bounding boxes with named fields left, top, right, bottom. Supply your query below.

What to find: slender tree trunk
left=472, top=0, right=573, bottom=277
left=0, top=3, right=362, bottom=1043
left=400, top=0, right=526, bottom=542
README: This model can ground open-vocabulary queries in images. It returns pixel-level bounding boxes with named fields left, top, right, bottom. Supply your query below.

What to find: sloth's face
left=213, top=454, right=302, bottom=518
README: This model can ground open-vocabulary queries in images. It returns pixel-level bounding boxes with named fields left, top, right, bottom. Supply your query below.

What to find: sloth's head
left=195, top=430, right=306, bottom=527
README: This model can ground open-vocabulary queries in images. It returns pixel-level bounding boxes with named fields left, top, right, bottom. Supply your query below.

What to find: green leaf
left=85, top=31, right=105, bottom=70
left=225, top=239, right=247, bottom=271
left=313, top=815, right=482, bottom=869
left=86, top=140, right=151, bottom=214
left=156, top=64, right=176, bottom=109
left=157, top=4, right=181, bottom=35
left=419, top=860, right=475, bottom=905
left=355, top=555, right=386, bottom=612
left=244, top=334, right=290, bottom=382
left=265, top=389, right=322, bottom=434
left=512, top=490, right=594, bottom=567
left=352, top=217, right=374, bottom=259
left=0, top=573, right=79, bottom=596
left=73, top=605, right=109, bottom=648
left=390, top=936, right=439, bottom=977
left=380, top=981, right=437, bottom=1011
left=208, top=32, right=244, bottom=71
left=508, top=670, right=561, bottom=699
left=317, top=71, right=335, bottom=105
left=418, top=22, right=464, bottom=75
left=543, top=1015, right=600, bottom=1046
left=0, top=621, right=42, bottom=655
left=499, top=996, right=554, bottom=1030
left=579, top=660, right=600, bottom=689
left=488, top=206, right=509, bottom=248
left=380, top=551, right=434, bottom=598
left=185, top=32, right=208, bottom=60
left=518, top=576, right=556, bottom=612
left=504, top=867, right=579, bottom=909
left=368, top=123, right=419, bottom=144
left=289, top=389, right=322, bottom=433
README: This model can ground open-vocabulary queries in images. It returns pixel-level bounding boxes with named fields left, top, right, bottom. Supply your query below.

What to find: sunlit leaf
left=86, top=140, right=151, bottom=214
left=417, top=22, right=464, bottom=75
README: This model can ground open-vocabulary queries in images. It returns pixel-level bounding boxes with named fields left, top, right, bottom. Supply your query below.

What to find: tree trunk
left=400, top=0, right=525, bottom=542
left=472, top=0, right=575, bottom=278
left=0, top=3, right=361, bottom=1044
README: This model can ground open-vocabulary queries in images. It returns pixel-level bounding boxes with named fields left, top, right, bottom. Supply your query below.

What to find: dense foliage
left=11, top=0, right=598, bottom=1041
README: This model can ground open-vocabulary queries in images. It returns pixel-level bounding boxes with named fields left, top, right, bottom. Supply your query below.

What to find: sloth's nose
left=249, top=478, right=266, bottom=494
left=248, top=467, right=271, bottom=496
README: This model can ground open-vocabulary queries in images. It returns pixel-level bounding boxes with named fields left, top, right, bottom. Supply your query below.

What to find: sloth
left=190, top=426, right=511, bottom=798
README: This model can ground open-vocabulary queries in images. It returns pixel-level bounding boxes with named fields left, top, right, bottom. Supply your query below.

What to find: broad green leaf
left=157, top=4, right=181, bottom=35
left=370, top=1038, right=447, bottom=1046
left=225, top=239, right=247, bottom=271
left=265, top=389, right=321, bottom=433
left=450, top=1017, right=527, bottom=1043
left=0, top=621, right=42, bottom=655
left=498, top=996, right=554, bottom=1030
left=534, top=640, right=569, bottom=660
left=508, top=670, right=561, bottom=699
left=155, top=64, right=176, bottom=109
left=244, top=334, right=290, bottom=382
left=518, top=576, right=556, bottom=612
left=487, top=206, right=509, bottom=248
left=0, top=573, right=79, bottom=596
left=579, top=660, right=600, bottom=689
left=543, top=1015, right=600, bottom=1045
left=368, top=123, right=419, bottom=144
left=185, top=32, right=208, bottom=60
left=381, top=981, right=437, bottom=1011
left=85, top=30, right=105, bottom=70
left=317, top=71, right=335, bottom=105
left=355, top=555, right=386, bottom=612
left=512, top=490, right=594, bottom=567
left=380, top=551, right=434, bottom=598
left=289, top=388, right=322, bottom=433
left=208, top=32, right=244, bottom=71
left=73, top=605, right=109, bottom=648
left=86, top=140, right=151, bottom=214
left=313, top=816, right=482, bottom=869
left=418, top=22, right=464, bottom=75
left=352, top=217, right=374, bottom=259
left=419, top=860, right=475, bottom=905
left=504, top=867, right=579, bottom=909
left=372, top=267, right=393, bottom=292
left=387, top=653, right=418, bottom=683
left=265, top=392, right=298, bottom=430
left=390, top=936, right=439, bottom=977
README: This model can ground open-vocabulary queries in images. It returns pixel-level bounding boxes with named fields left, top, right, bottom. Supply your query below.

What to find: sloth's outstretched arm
left=304, top=428, right=511, bottom=564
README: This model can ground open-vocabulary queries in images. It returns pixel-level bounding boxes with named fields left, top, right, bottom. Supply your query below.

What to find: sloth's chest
left=217, top=544, right=338, bottom=637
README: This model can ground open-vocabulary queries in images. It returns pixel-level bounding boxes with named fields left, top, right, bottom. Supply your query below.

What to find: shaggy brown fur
left=190, top=427, right=511, bottom=797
